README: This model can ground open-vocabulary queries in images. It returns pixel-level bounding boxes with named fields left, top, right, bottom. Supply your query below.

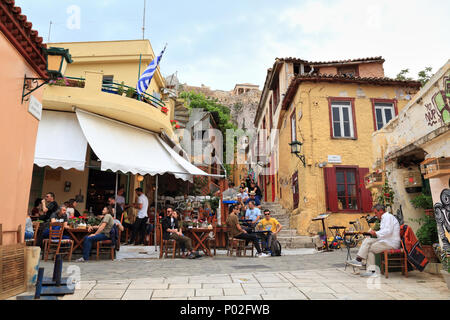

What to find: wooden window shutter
left=358, top=168, right=373, bottom=213
left=324, top=167, right=338, bottom=212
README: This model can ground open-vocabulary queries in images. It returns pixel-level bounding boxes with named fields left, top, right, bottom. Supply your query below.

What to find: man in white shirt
left=348, top=204, right=401, bottom=277
left=128, top=188, right=149, bottom=245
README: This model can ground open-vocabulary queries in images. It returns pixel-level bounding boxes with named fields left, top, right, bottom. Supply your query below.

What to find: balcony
left=42, top=71, right=173, bottom=135
left=420, top=157, right=450, bottom=179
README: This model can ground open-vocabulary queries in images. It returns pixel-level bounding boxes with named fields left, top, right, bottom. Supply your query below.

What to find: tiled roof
left=0, top=0, right=47, bottom=78
left=277, top=56, right=385, bottom=66
left=281, top=73, right=422, bottom=110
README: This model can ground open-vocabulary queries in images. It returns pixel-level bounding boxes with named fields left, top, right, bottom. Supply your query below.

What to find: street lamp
left=22, top=47, right=73, bottom=103
left=289, top=141, right=306, bottom=167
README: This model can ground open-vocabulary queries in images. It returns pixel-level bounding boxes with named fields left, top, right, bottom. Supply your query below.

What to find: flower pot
left=441, top=270, right=450, bottom=290
left=421, top=244, right=438, bottom=262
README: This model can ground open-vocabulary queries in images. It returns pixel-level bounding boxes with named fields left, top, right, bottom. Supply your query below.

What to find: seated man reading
left=257, top=209, right=282, bottom=252
left=348, top=204, right=401, bottom=277
left=162, top=209, right=200, bottom=259
left=226, top=204, right=268, bottom=258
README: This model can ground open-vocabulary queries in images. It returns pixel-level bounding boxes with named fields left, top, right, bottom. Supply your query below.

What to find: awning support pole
left=114, top=172, right=119, bottom=219
left=154, top=175, right=159, bottom=252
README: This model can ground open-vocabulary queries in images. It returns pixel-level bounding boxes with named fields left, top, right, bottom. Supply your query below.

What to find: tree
left=418, top=67, right=433, bottom=87
left=395, top=67, right=434, bottom=87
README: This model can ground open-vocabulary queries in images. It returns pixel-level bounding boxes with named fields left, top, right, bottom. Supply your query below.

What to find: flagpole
left=138, top=54, right=142, bottom=101
left=142, top=0, right=146, bottom=40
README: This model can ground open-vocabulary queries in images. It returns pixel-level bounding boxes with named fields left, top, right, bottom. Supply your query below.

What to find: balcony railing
left=49, top=76, right=166, bottom=109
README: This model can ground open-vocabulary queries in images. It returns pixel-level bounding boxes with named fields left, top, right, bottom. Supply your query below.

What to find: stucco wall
left=278, top=81, right=414, bottom=235
left=358, top=63, right=385, bottom=77
left=0, top=32, right=43, bottom=244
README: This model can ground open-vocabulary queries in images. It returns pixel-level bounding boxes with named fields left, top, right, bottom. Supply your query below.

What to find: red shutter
left=324, top=167, right=338, bottom=212
left=358, top=168, right=373, bottom=213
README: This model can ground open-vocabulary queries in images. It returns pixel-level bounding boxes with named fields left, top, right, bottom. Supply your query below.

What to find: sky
left=16, top=0, right=450, bottom=91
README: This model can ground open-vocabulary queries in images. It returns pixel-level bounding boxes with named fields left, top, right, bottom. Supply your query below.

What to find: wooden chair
left=380, top=241, right=408, bottom=278
left=25, top=221, right=40, bottom=246
left=158, top=223, right=177, bottom=259
left=96, top=227, right=122, bottom=261
left=206, top=224, right=217, bottom=256
left=226, top=233, right=254, bottom=257
left=43, top=222, right=73, bottom=262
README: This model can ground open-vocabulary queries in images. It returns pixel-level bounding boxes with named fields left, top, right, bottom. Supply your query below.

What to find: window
left=338, top=66, right=358, bottom=77
left=329, top=99, right=356, bottom=139
left=102, top=75, right=114, bottom=84
left=324, top=167, right=373, bottom=213
left=290, top=110, right=297, bottom=143
left=373, top=101, right=396, bottom=130
left=336, top=169, right=358, bottom=211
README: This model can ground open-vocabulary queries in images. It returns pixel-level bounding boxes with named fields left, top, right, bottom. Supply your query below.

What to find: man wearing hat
left=245, top=191, right=261, bottom=208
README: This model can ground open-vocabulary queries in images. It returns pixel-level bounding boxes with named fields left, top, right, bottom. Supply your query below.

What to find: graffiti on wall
left=427, top=76, right=450, bottom=126
left=434, top=188, right=450, bottom=251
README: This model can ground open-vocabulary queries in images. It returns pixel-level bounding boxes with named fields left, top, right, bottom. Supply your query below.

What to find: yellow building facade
left=278, top=79, right=420, bottom=235
left=29, top=40, right=175, bottom=214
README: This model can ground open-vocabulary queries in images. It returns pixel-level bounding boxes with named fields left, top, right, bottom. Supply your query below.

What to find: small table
left=185, top=228, right=214, bottom=257
left=312, top=214, right=331, bottom=252
left=343, top=231, right=374, bottom=271
left=67, top=228, right=91, bottom=252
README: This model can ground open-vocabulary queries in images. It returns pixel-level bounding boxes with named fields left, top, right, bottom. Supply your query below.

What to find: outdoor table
left=312, top=214, right=331, bottom=252
left=185, top=227, right=214, bottom=257
left=66, top=228, right=92, bottom=252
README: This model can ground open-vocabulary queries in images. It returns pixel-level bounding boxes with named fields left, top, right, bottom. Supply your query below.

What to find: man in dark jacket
left=161, top=209, right=200, bottom=259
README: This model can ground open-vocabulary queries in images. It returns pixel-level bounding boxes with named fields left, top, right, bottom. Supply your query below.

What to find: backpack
left=109, top=224, right=119, bottom=251
left=271, top=240, right=282, bottom=256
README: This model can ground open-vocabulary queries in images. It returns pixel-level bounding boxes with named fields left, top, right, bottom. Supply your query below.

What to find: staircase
left=261, top=202, right=316, bottom=249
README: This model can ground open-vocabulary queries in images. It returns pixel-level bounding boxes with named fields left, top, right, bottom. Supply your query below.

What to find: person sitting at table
left=226, top=204, right=268, bottom=258
left=30, top=198, right=43, bottom=220
left=161, top=209, right=200, bottom=259
left=25, top=216, right=34, bottom=240
left=245, top=201, right=262, bottom=227
left=256, top=209, right=282, bottom=252
left=41, top=192, right=59, bottom=222
left=76, top=206, right=115, bottom=262
left=348, top=204, right=401, bottom=277
left=249, top=182, right=263, bottom=203
left=67, top=199, right=81, bottom=218
left=42, top=206, right=71, bottom=240
left=240, top=182, right=249, bottom=194
left=245, top=192, right=261, bottom=208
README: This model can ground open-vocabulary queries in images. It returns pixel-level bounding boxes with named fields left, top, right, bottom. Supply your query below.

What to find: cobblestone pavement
left=14, top=249, right=450, bottom=300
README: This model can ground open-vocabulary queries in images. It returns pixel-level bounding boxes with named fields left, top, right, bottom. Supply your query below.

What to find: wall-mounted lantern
left=289, top=141, right=306, bottom=167
left=22, top=47, right=73, bottom=103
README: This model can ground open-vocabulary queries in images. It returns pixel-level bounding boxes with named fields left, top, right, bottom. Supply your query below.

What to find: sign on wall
left=28, top=95, right=42, bottom=121
left=328, top=155, right=342, bottom=164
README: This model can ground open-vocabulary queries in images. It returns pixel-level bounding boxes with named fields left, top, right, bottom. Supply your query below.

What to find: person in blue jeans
left=77, top=206, right=115, bottom=262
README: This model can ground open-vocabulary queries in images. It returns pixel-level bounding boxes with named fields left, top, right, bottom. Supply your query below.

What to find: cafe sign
left=28, top=95, right=42, bottom=121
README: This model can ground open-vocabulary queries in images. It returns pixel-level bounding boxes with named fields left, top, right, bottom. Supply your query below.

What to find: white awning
left=34, top=111, right=88, bottom=171
left=75, top=109, right=210, bottom=181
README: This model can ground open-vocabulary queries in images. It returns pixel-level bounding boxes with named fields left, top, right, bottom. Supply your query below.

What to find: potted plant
left=413, top=215, right=439, bottom=262
left=411, top=193, right=434, bottom=217
left=125, top=87, right=136, bottom=98
left=117, top=81, right=126, bottom=96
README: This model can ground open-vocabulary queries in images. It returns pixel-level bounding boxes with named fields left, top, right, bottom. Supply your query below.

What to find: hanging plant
left=377, top=176, right=395, bottom=208
left=161, top=106, right=169, bottom=114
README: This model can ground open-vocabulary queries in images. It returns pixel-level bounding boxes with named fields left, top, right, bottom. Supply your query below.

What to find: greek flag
left=136, top=45, right=167, bottom=95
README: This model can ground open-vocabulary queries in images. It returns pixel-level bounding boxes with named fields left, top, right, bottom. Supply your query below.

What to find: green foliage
left=377, top=178, right=395, bottom=208
left=87, top=216, right=102, bottom=226
left=117, top=81, right=125, bottom=95
left=411, top=193, right=434, bottom=210
left=395, top=67, right=434, bottom=87
left=418, top=67, right=433, bottom=86
left=126, top=87, right=136, bottom=98
left=395, top=69, right=412, bottom=81
left=180, top=91, right=238, bottom=176
left=433, top=244, right=450, bottom=272
left=412, top=215, right=439, bottom=245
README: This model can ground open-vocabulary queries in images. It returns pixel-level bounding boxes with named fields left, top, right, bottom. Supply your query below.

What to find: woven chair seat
left=385, top=249, right=403, bottom=254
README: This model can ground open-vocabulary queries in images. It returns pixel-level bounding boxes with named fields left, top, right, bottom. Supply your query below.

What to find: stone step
left=278, top=229, right=297, bottom=237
